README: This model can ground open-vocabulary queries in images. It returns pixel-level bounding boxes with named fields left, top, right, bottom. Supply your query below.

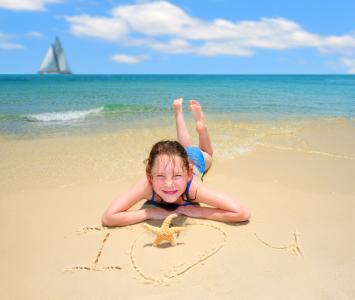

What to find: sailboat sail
left=39, top=46, right=57, bottom=73
left=38, top=37, right=72, bottom=74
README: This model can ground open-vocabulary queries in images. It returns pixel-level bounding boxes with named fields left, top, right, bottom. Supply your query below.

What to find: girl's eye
left=174, top=175, right=182, bottom=178
left=156, top=175, right=165, bottom=179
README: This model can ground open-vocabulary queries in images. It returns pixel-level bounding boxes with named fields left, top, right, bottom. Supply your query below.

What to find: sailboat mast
left=51, top=43, right=60, bottom=72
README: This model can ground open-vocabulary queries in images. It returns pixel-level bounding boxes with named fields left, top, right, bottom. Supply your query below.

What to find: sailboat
left=38, top=36, right=72, bottom=74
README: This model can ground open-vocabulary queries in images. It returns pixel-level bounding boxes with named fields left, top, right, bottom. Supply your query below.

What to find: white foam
left=27, top=107, right=103, bottom=122
left=237, top=146, right=252, bottom=154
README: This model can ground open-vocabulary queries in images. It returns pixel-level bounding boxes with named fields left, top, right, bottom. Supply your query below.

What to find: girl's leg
left=189, top=100, right=213, bottom=157
left=173, top=98, right=192, bottom=147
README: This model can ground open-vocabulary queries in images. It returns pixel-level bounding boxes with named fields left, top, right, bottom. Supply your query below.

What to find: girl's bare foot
left=173, top=98, right=183, bottom=113
left=189, top=100, right=206, bottom=133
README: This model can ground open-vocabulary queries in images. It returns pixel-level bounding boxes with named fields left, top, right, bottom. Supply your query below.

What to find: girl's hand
left=175, top=205, right=202, bottom=218
left=145, top=207, right=180, bottom=220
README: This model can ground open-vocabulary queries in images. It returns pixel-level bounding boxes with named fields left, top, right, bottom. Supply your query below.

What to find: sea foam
left=27, top=107, right=103, bottom=122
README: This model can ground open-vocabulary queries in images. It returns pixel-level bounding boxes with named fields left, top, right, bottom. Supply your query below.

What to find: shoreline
left=1, top=114, right=353, bottom=139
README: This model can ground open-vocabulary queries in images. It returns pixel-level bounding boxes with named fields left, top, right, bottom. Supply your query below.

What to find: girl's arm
left=176, top=184, right=251, bottom=223
left=101, top=176, right=176, bottom=227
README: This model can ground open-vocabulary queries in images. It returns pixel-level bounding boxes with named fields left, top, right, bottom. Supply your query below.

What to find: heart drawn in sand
left=129, top=222, right=227, bottom=285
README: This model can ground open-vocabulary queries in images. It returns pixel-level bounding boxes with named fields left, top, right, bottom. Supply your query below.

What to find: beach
left=1, top=115, right=354, bottom=299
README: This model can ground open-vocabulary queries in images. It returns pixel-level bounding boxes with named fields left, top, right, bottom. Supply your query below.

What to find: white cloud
left=339, top=58, right=355, bottom=74
left=0, top=0, right=62, bottom=11
left=112, top=1, right=196, bottom=36
left=319, top=35, right=355, bottom=55
left=65, top=14, right=128, bottom=41
left=65, top=1, right=355, bottom=59
left=111, top=54, right=148, bottom=64
left=26, top=31, right=43, bottom=38
left=0, top=42, right=24, bottom=50
left=149, top=39, right=194, bottom=54
left=0, top=32, right=24, bottom=50
left=196, top=41, right=253, bottom=57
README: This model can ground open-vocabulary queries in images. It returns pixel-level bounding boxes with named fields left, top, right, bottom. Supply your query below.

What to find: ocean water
left=0, top=74, right=354, bottom=137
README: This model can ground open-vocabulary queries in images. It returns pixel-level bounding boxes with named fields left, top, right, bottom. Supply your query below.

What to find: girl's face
left=149, top=154, right=192, bottom=203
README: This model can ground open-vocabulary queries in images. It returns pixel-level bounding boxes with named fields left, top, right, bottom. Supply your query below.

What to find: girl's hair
left=145, top=140, right=191, bottom=176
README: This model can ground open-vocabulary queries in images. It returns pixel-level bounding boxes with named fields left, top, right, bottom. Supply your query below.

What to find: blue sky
left=1, top=0, right=355, bottom=74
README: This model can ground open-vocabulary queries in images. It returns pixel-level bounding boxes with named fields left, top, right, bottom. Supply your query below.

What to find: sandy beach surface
left=1, top=117, right=355, bottom=299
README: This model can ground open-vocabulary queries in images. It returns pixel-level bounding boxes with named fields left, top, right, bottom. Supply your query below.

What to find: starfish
left=143, top=214, right=186, bottom=247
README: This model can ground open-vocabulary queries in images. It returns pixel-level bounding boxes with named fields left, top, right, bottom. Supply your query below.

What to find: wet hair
left=145, top=140, right=191, bottom=177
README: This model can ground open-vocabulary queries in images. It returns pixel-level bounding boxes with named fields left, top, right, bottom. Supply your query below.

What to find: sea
left=0, top=74, right=354, bottom=137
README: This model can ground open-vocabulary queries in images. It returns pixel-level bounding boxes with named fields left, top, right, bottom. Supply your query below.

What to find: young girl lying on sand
left=102, top=98, right=251, bottom=227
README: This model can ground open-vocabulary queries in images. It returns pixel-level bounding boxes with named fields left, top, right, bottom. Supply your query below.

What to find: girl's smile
left=150, top=154, right=192, bottom=203
left=163, top=190, right=178, bottom=195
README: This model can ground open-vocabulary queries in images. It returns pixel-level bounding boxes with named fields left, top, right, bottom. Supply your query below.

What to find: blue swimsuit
left=149, top=146, right=206, bottom=211
left=185, top=146, right=206, bottom=177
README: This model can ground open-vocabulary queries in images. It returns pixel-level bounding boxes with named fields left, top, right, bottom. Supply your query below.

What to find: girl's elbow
left=239, top=207, right=251, bottom=222
left=101, top=213, right=115, bottom=227
left=231, top=206, right=251, bottom=222
left=101, top=212, right=127, bottom=227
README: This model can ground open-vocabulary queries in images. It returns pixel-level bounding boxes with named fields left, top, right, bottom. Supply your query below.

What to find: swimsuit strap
left=183, top=178, right=193, bottom=201
left=186, top=177, right=193, bottom=194
left=181, top=177, right=194, bottom=203
left=150, top=191, right=156, bottom=203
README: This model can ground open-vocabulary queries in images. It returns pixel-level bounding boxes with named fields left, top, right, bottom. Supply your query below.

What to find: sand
left=1, top=117, right=354, bottom=299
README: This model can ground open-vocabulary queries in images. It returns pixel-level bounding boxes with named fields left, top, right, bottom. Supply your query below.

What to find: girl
left=101, top=98, right=250, bottom=227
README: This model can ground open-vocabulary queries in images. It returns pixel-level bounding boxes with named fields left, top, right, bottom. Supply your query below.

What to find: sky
left=1, top=0, right=355, bottom=74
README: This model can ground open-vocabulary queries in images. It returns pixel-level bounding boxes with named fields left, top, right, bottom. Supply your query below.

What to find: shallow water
left=1, top=74, right=354, bottom=137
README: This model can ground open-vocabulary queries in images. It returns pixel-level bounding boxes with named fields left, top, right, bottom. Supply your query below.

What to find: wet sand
left=1, top=117, right=354, bottom=299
